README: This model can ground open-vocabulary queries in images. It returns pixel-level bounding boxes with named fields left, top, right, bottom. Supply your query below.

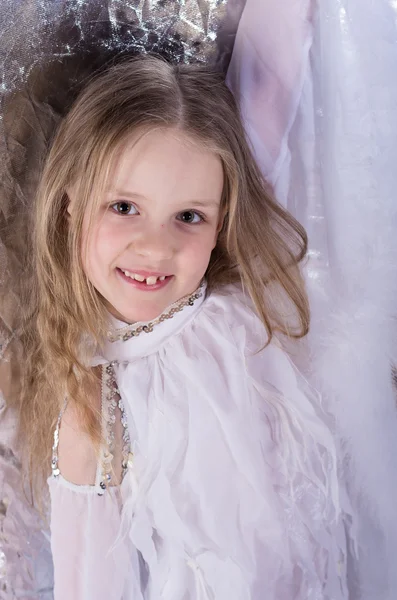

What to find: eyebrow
left=187, top=199, right=221, bottom=209
left=107, top=190, right=220, bottom=208
left=106, top=190, right=145, bottom=200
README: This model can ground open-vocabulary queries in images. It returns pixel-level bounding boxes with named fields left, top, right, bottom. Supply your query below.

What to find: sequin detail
left=107, top=284, right=204, bottom=343
left=51, top=399, right=67, bottom=478
left=50, top=363, right=131, bottom=496
left=98, top=361, right=131, bottom=495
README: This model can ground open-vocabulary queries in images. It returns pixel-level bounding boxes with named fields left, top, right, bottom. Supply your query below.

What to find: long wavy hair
left=7, top=54, right=309, bottom=505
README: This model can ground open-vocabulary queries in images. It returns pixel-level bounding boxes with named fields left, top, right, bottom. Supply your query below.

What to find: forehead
left=108, top=127, right=224, bottom=203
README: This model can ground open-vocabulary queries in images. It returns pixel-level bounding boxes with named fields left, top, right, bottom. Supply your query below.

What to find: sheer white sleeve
left=244, top=335, right=348, bottom=597
left=47, top=362, right=142, bottom=600
left=226, top=0, right=312, bottom=185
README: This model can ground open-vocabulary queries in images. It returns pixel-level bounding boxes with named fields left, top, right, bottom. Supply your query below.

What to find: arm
left=226, top=0, right=313, bottom=184
left=245, top=338, right=349, bottom=598
left=48, top=478, right=126, bottom=600
left=48, top=365, right=132, bottom=600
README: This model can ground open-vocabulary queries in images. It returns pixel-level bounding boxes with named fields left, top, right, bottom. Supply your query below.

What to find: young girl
left=17, top=54, right=347, bottom=599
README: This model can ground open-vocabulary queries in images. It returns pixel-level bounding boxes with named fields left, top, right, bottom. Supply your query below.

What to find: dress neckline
left=91, top=281, right=207, bottom=365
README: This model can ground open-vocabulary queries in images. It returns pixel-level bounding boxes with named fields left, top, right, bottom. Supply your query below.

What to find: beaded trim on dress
left=97, top=362, right=132, bottom=495
left=106, top=282, right=205, bottom=343
left=51, top=362, right=132, bottom=496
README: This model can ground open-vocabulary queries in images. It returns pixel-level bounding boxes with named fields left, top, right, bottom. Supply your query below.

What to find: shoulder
left=198, top=283, right=311, bottom=402
left=199, top=282, right=269, bottom=349
left=57, top=367, right=102, bottom=486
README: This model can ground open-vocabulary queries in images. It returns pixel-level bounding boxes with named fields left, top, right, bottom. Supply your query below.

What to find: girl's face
left=69, top=128, right=224, bottom=323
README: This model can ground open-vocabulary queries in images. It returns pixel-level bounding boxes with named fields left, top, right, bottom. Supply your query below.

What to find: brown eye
left=111, top=202, right=138, bottom=216
left=178, top=211, right=203, bottom=224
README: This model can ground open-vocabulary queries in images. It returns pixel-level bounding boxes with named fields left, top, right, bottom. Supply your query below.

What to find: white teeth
left=145, top=276, right=158, bottom=286
left=120, top=269, right=168, bottom=285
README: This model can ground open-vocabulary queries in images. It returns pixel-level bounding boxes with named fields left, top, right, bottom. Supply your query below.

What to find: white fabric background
left=227, top=1, right=397, bottom=598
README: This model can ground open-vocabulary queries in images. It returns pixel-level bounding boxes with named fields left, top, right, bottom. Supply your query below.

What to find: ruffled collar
left=91, top=281, right=207, bottom=365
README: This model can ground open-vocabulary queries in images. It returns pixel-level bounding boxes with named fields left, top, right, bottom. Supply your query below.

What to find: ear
left=216, top=205, right=228, bottom=234
left=211, top=215, right=225, bottom=250
left=65, top=189, right=73, bottom=217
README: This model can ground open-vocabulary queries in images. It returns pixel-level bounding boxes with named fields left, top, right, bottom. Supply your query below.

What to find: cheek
left=88, top=221, right=124, bottom=261
left=81, top=221, right=114, bottom=279
left=179, top=229, right=218, bottom=270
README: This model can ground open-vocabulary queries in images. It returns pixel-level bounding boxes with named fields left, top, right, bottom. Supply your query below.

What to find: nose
left=131, top=225, right=176, bottom=261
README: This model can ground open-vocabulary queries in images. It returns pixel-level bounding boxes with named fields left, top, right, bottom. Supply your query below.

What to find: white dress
left=48, top=283, right=348, bottom=600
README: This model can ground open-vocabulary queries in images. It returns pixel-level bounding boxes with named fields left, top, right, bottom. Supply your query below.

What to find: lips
left=119, top=269, right=165, bottom=286
left=116, top=267, right=173, bottom=289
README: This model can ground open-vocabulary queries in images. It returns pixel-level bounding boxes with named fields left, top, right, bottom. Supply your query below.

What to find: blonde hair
left=8, top=54, right=309, bottom=504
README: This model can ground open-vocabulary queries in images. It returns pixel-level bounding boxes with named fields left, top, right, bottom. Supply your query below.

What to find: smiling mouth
left=116, top=268, right=173, bottom=287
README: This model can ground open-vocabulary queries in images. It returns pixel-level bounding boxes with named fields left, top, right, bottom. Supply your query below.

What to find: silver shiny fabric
left=0, top=0, right=231, bottom=95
